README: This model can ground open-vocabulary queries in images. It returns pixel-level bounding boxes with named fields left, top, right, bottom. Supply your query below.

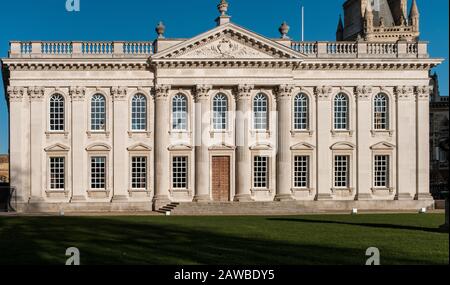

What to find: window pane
left=334, top=155, right=349, bottom=188
left=294, top=94, right=309, bottom=130
left=213, top=94, right=228, bottom=130
left=49, top=94, right=65, bottom=131
left=131, top=156, right=147, bottom=189
left=334, top=94, right=348, bottom=130
left=50, top=157, right=65, bottom=190
left=374, top=94, right=389, bottom=130
left=91, top=157, right=106, bottom=189
left=172, top=94, right=188, bottom=130
left=294, top=156, right=309, bottom=188
left=374, top=155, right=389, bottom=187
left=91, top=94, right=106, bottom=131
left=253, top=156, right=269, bottom=188
left=172, top=156, right=188, bottom=189
left=131, top=94, right=147, bottom=131
left=253, top=94, right=268, bottom=130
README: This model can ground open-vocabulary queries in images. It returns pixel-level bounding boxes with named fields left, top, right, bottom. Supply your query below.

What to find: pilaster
left=234, top=84, right=254, bottom=202
left=395, top=86, right=415, bottom=200
left=111, top=87, right=129, bottom=202
left=355, top=86, right=373, bottom=200
left=274, top=84, right=295, bottom=201
left=153, top=85, right=172, bottom=210
left=193, top=85, right=212, bottom=202
left=315, top=86, right=333, bottom=200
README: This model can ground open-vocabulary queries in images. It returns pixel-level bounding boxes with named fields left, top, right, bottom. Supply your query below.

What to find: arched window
left=293, top=93, right=309, bottom=130
left=373, top=93, right=389, bottom=130
left=334, top=93, right=349, bottom=130
left=91, top=94, right=106, bottom=131
left=212, top=93, right=228, bottom=130
left=253, top=93, right=268, bottom=130
left=131, top=94, right=147, bottom=131
left=172, top=94, right=188, bottom=130
left=49, top=94, right=65, bottom=131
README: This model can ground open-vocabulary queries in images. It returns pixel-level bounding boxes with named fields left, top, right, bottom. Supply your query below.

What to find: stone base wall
left=14, top=200, right=435, bottom=215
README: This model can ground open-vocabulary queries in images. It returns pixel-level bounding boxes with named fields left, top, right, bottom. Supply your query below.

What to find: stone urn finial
left=279, top=21, right=290, bottom=39
left=218, top=0, right=229, bottom=16
left=156, top=21, right=166, bottom=39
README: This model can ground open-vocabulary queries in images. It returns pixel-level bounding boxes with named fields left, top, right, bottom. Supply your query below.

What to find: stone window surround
left=45, top=90, right=70, bottom=137
left=169, top=90, right=193, bottom=134
left=128, top=151, right=151, bottom=196
left=250, top=150, right=274, bottom=194
left=210, top=90, right=233, bottom=134
left=250, top=90, right=274, bottom=136
left=371, top=91, right=395, bottom=137
left=169, top=150, right=193, bottom=196
left=291, top=150, right=314, bottom=195
left=128, top=90, right=153, bottom=138
left=86, top=149, right=111, bottom=199
left=370, top=146, right=395, bottom=196
left=331, top=143, right=355, bottom=195
left=86, top=89, right=112, bottom=138
left=331, top=90, right=354, bottom=136
left=45, top=150, right=70, bottom=198
left=291, top=90, right=314, bottom=137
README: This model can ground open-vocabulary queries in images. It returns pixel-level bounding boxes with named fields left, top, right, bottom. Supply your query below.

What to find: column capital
left=415, top=85, right=433, bottom=101
left=394, top=85, right=414, bottom=101
left=153, top=84, right=171, bottom=100
left=27, top=86, right=45, bottom=101
left=111, top=86, right=128, bottom=101
left=234, top=84, right=254, bottom=100
left=194, top=84, right=212, bottom=102
left=7, top=86, right=25, bottom=102
left=354, top=85, right=373, bottom=101
left=314, top=86, right=333, bottom=101
left=275, top=84, right=295, bottom=100
left=69, top=86, right=86, bottom=101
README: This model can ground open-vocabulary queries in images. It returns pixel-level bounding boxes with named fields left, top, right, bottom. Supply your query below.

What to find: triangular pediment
left=127, top=143, right=152, bottom=152
left=45, top=143, right=70, bottom=152
left=370, top=142, right=395, bottom=150
left=152, top=23, right=304, bottom=60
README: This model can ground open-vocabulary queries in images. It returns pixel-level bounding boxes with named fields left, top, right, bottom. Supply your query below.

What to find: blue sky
left=0, top=0, right=448, bottom=154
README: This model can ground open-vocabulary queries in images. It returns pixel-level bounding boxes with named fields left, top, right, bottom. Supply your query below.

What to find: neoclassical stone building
left=1, top=0, right=443, bottom=213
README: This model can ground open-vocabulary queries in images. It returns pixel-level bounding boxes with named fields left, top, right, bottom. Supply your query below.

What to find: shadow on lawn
left=267, top=218, right=443, bottom=233
left=0, top=217, right=440, bottom=265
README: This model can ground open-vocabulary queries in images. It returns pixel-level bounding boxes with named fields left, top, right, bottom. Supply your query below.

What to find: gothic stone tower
left=337, top=0, right=420, bottom=41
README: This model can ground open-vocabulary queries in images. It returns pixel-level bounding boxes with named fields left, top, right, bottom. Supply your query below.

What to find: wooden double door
left=211, top=156, right=231, bottom=202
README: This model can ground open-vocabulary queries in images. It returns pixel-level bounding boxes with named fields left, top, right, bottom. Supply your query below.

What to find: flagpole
left=301, top=5, right=304, bottom=41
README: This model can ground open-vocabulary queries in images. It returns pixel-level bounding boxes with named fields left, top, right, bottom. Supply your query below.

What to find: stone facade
left=0, top=0, right=443, bottom=213
left=0, top=155, right=8, bottom=183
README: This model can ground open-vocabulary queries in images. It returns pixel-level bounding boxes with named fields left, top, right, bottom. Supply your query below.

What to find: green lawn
left=0, top=214, right=448, bottom=265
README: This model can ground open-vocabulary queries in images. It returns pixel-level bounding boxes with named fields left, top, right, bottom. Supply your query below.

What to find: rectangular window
left=131, top=156, right=147, bottom=189
left=91, top=156, right=106, bottom=189
left=50, top=157, right=65, bottom=190
left=334, top=155, right=349, bottom=188
left=374, top=155, right=389, bottom=188
left=172, top=156, right=188, bottom=189
left=254, top=156, right=269, bottom=188
left=294, top=156, right=309, bottom=188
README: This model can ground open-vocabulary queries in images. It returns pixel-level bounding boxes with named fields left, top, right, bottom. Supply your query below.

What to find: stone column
left=28, top=87, right=45, bottom=203
left=355, top=86, right=373, bottom=200
left=153, top=85, right=172, bottom=210
left=70, top=87, right=87, bottom=201
left=234, top=84, right=254, bottom=202
left=395, top=86, right=416, bottom=200
left=194, top=85, right=212, bottom=202
left=274, top=85, right=295, bottom=201
left=7, top=87, right=28, bottom=203
left=111, top=87, right=129, bottom=202
left=415, top=86, right=433, bottom=200
left=315, top=86, right=333, bottom=200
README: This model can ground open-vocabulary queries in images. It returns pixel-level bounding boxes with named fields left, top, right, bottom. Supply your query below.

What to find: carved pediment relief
left=45, top=143, right=70, bottom=152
